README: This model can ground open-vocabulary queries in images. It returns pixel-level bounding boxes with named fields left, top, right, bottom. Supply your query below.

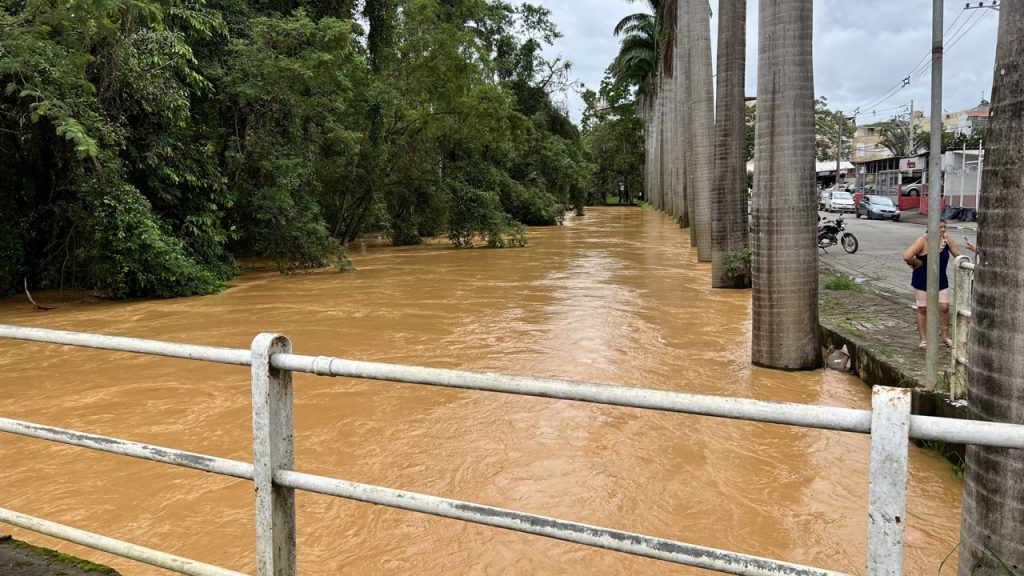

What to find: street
left=817, top=211, right=977, bottom=305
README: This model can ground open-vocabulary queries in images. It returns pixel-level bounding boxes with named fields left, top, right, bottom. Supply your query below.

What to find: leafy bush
left=506, top=181, right=561, bottom=226
left=448, top=182, right=527, bottom=248
left=86, top=185, right=223, bottom=298
left=723, top=249, right=752, bottom=287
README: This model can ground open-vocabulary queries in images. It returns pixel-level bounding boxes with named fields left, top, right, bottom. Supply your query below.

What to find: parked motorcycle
left=817, top=216, right=858, bottom=253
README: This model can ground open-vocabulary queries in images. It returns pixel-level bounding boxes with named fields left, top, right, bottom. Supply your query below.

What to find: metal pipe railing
left=2, top=324, right=1024, bottom=576
left=0, top=507, right=247, bottom=576
left=950, top=255, right=975, bottom=400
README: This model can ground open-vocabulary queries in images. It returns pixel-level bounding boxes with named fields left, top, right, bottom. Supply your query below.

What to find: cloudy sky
left=536, top=0, right=1000, bottom=124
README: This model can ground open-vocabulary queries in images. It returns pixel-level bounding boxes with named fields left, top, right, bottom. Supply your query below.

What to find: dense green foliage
left=0, top=0, right=592, bottom=298
left=744, top=98, right=856, bottom=163
left=581, top=76, right=643, bottom=205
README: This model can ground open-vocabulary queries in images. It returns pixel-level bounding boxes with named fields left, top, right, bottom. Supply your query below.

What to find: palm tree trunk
left=663, top=59, right=677, bottom=217
left=958, top=4, right=1024, bottom=574
left=671, top=0, right=689, bottom=228
left=750, top=0, right=818, bottom=369
left=686, top=0, right=714, bottom=262
left=639, top=94, right=650, bottom=205
left=711, top=0, right=749, bottom=288
left=654, top=73, right=665, bottom=210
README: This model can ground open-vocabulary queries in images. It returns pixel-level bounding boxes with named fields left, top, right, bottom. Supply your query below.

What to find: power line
left=856, top=104, right=912, bottom=122
left=847, top=6, right=993, bottom=117
left=851, top=9, right=967, bottom=114
left=906, top=9, right=993, bottom=87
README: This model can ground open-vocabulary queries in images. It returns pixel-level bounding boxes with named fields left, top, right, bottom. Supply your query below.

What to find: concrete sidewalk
left=817, top=264, right=966, bottom=421
left=899, top=209, right=977, bottom=230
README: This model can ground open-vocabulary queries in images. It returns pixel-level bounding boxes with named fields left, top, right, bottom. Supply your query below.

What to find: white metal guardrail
left=950, top=255, right=975, bottom=400
left=2, top=325, right=1023, bottom=576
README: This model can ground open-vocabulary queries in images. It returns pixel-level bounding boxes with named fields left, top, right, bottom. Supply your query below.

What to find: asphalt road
left=817, top=210, right=977, bottom=305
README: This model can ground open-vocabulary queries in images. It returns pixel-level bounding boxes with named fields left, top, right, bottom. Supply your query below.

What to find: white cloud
left=534, top=0, right=998, bottom=123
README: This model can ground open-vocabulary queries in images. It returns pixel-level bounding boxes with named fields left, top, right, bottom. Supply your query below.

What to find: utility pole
left=835, top=111, right=843, bottom=186
left=909, top=100, right=915, bottom=149
left=925, top=0, right=943, bottom=388
left=964, top=1, right=999, bottom=12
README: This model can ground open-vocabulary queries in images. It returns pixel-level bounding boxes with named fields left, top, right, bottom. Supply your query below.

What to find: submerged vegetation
left=0, top=0, right=601, bottom=298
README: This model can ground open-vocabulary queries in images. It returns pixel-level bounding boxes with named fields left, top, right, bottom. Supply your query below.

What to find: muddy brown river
left=0, top=207, right=961, bottom=575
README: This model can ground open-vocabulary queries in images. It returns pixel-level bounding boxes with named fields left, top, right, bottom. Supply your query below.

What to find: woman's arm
left=946, top=234, right=964, bottom=258
left=903, top=237, right=925, bottom=268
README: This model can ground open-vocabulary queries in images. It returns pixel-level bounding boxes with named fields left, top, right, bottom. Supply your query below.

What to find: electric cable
left=847, top=7, right=992, bottom=117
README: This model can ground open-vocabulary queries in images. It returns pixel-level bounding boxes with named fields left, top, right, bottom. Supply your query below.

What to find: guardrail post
left=865, top=386, right=910, bottom=575
left=252, top=333, right=296, bottom=576
left=950, top=256, right=973, bottom=400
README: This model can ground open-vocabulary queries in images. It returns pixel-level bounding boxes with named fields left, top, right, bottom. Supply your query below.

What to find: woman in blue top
left=902, top=220, right=969, bottom=348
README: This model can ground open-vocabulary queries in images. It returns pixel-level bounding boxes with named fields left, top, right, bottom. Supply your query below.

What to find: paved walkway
left=818, top=264, right=955, bottom=391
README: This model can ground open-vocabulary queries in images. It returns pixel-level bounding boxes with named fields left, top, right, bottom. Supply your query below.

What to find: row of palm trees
left=609, top=2, right=1022, bottom=572
left=611, top=0, right=816, bottom=369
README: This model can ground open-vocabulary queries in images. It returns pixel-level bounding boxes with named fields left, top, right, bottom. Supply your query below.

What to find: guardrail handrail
left=2, top=324, right=1023, bottom=576
left=951, top=255, right=975, bottom=400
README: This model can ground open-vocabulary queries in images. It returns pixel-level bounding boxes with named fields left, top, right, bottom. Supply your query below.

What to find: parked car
left=899, top=179, right=924, bottom=197
left=818, top=189, right=831, bottom=210
left=856, top=195, right=901, bottom=221
left=824, top=190, right=855, bottom=213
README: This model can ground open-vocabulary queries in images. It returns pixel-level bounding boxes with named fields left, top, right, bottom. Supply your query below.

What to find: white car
left=825, top=190, right=855, bottom=213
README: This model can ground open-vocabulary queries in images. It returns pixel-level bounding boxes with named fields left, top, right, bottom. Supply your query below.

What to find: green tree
left=915, top=126, right=987, bottom=154
left=879, top=118, right=922, bottom=158
left=958, top=3, right=1024, bottom=573
left=815, top=97, right=855, bottom=162
left=0, top=0, right=592, bottom=298
left=750, top=0, right=819, bottom=369
left=0, top=0, right=227, bottom=298
left=219, top=13, right=360, bottom=270
left=581, top=75, right=644, bottom=205
left=609, top=0, right=665, bottom=213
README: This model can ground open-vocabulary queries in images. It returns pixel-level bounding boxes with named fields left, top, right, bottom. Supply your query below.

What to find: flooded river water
left=0, top=207, right=961, bottom=574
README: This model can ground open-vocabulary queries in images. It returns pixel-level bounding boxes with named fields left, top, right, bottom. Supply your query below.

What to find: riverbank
left=817, top=263, right=969, bottom=466
left=0, top=535, right=118, bottom=575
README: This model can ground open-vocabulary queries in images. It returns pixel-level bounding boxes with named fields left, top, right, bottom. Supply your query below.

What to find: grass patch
left=918, top=439, right=965, bottom=480
left=5, top=539, right=119, bottom=574
left=835, top=319, right=865, bottom=338
left=824, top=274, right=865, bottom=292
left=873, top=344, right=896, bottom=359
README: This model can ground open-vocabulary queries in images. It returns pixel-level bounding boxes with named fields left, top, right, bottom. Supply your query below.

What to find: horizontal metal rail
left=0, top=417, right=254, bottom=479
left=0, top=414, right=845, bottom=576
left=4, top=325, right=1024, bottom=448
left=0, top=507, right=247, bottom=576
left=0, top=325, right=251, bottom=366
left=4, top=324, right=1024, bottom=576
left=278, top=469, right=848, bottom=576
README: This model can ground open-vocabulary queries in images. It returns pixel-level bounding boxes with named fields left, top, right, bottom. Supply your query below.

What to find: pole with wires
left=925, top=0, right=943, bottom=388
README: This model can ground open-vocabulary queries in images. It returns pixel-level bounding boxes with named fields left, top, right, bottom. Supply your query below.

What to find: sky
left=535, top=0, right=1000, bottom=125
